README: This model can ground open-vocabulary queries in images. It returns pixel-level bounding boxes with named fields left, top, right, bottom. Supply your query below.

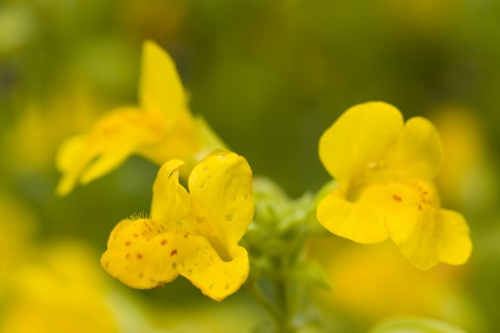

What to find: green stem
left=274, top=275, right=292, bottom=332
left=249, top=281, right=283, bottom=330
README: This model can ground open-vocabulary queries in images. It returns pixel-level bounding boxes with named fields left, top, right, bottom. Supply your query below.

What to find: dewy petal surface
left=101, top=218, right=181, bottom=289
left=139, top=40, right=186, bottom=127
left=319, top=102, right=404, bottom=189
left=188, top=150, right=253, bottom=259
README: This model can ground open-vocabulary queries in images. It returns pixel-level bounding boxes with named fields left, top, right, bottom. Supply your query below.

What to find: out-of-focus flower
left=1, top=240, right=121, bottom=333
left=101, top=150, right=253, bottom=302
left=0, top=190, right=37, bottom=283
left=56, top=40, right=224, bottom=196
left=308, top=237, right=473, bottom=328
left=3, top=84, right=100, bottom=176
left=432, top=105, right=497, bottom=213
left=317, top=102, right=472, bottom=269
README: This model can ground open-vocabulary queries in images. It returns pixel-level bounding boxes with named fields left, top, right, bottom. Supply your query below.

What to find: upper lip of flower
left=316, top=102, right=472, bottom=269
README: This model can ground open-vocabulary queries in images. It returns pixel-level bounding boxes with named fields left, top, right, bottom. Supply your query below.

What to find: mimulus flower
left=317, top=102, right=472, bottom=269
left=56, top=40, right=223, bottom=196
left=101, top=150, right=253, bottom=301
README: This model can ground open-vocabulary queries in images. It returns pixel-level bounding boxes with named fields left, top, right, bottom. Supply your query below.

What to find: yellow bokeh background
left=2, top=0, right=500, bottom=332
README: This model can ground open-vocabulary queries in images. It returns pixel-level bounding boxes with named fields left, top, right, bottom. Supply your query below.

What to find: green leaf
left=370, top=318, right=468, bottom=333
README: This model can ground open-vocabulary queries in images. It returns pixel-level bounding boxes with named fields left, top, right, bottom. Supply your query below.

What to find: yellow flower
left=101, top=150, right=253, bottom=301
left=56, top=40, right=223, bottom=196
left=3, top=241, right=120, bottom=333
left=317, top=102, right=472, bottom=269
left=309, top=237, right=471, bottom=326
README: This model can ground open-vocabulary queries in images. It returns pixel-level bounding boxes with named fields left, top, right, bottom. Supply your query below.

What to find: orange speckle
left=125, top=253, right=130, bottom=259
left=125, top=241, right=131, bottom=246
left=133, top=233, right=138, bottom=238
left=170, top=249, right=177, bottom=256
left=393, top=194, right=402, bottom=202
left=137, top=253, right=143, bottom=259
left=161, top=239, right=167, bottom=245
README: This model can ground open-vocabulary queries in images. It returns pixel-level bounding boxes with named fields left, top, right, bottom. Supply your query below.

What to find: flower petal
left=188, top=150, right=253, bottom=258
left=138, top=110, right=200, bottom=169
left=150, top=159, right=194, bottom=229
left=317, top=189, right=389, bottom=244
left=319, top=102, right=403, bottom=189
left=192, top=116, right=228, bottom=160
left=435, top=209, right=472, bottom=265
left=101, top=218, right=181, bottom=289
left=387, top=117, right=443, bottom=181
left=55, top=107, right=160, bottom=195
left=139, top=40, right=186, bottom=127
left=377, top=181, right=446, bottom=269
left=55, top=134, right=89, bottom=196
left=176, top=234, right=249, bottom=302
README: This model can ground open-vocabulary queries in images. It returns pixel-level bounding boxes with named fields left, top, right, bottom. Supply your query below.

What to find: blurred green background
left=1, top=0, right=500, bottom=332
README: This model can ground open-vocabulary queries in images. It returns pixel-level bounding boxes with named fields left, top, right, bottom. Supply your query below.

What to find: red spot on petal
left=170, top=250, right=177, bottom=256
left=393, top=194, right=402, bottom=202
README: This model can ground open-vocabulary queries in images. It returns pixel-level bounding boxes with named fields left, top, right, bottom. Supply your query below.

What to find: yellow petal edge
left=101, top=150, right=253, bottom=301
left=317, top=102, right=472, bottom=269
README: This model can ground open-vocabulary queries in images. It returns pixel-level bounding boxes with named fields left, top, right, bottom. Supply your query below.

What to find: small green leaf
left=370, top=317, right=468, bottom=333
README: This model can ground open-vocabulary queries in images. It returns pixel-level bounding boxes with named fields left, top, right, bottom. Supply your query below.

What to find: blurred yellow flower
left=432, top=105, right=497, bottom=212
left=2, top=241, right=119, bottom=333
left=3, top=83, right=100, bottom=176
left=0, top=190, right=37, bottom=283
left=308, top=237, right=473, bottom=328
left=317, top=102, right=472, bottom=269
left=56, top=40, right=223, bottom=196
left=101, top=150, right=253, bottom=302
